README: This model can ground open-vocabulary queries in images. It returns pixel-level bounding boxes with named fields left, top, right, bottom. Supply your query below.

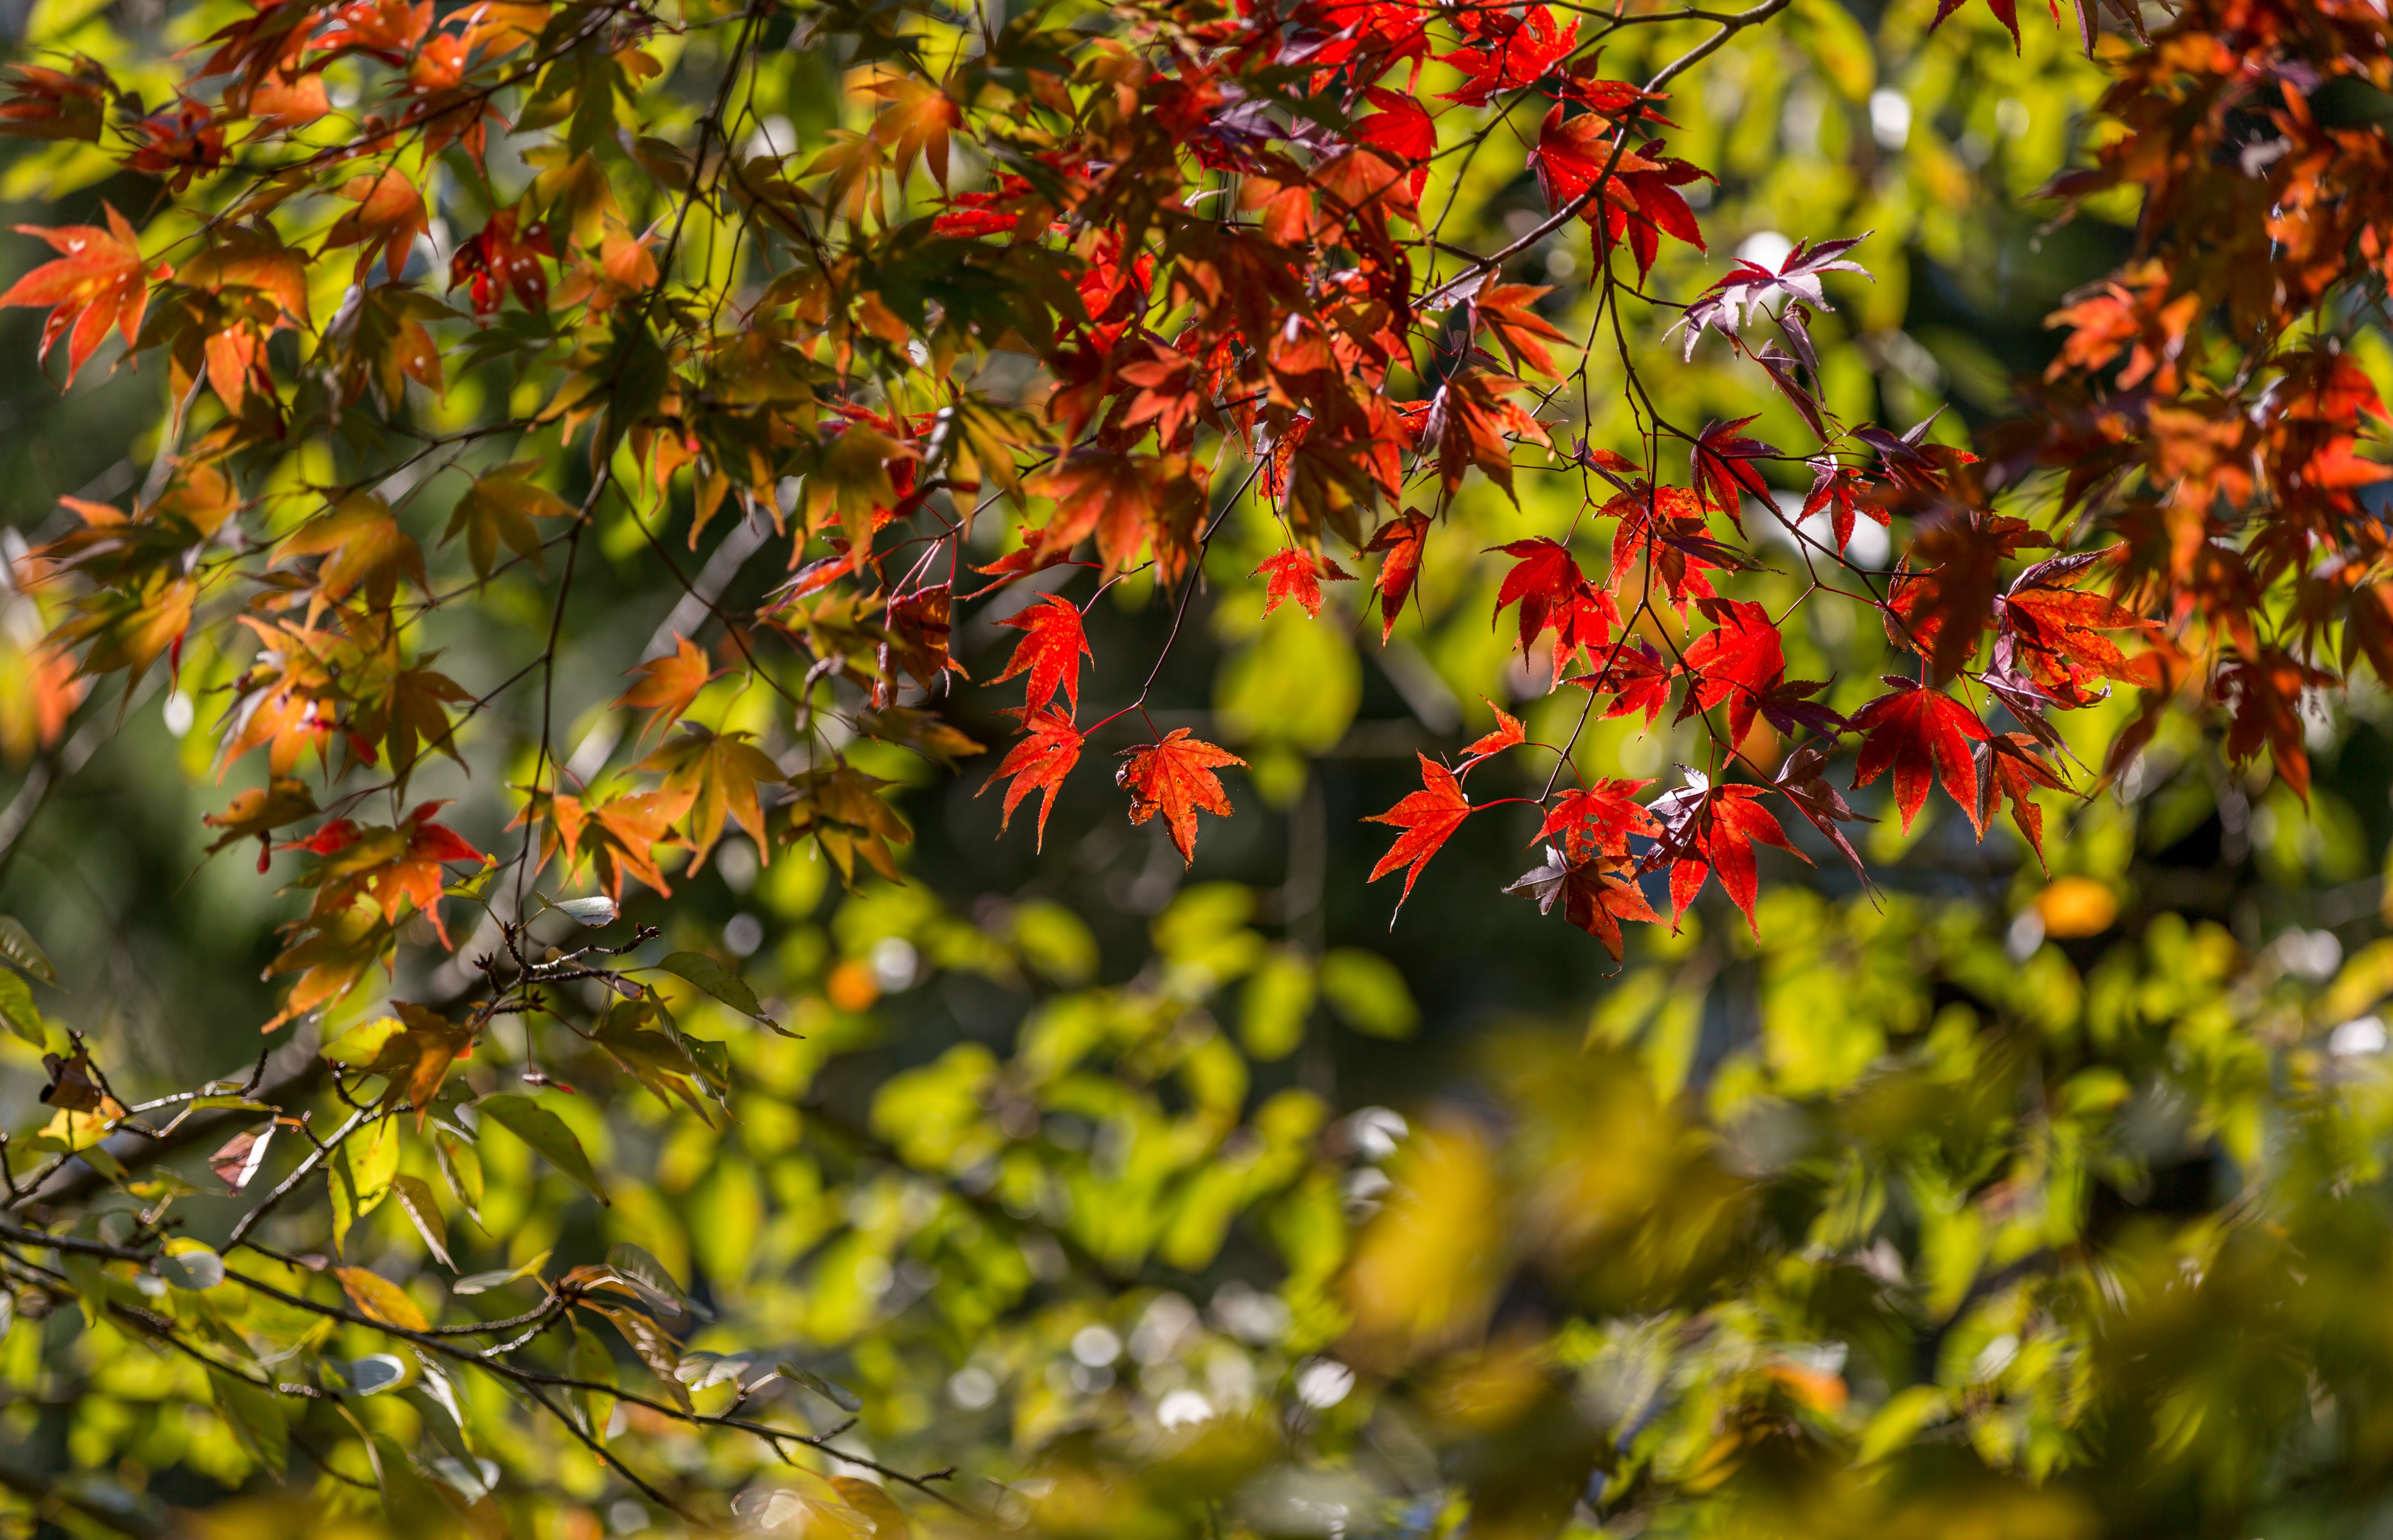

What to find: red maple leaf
left=1677, top=597, right=1785, bottom=746
left=993, top=594, right=1093, bottom=718
left=1365, top=753, right=1473, bottom=912
left=1799, top=457, right=1882, bottom=555
left=1423, top=369, right=1547, bottom=500
left=1363, top=509, right=1432, bottom=641
left=1995, top=548, right=2150, bottom=708
left=1654, top=777, right=1805, bottom=935
left=1848, top=678, right=1992, bottom=832
left=1436, top=6, right=1577, bottom=107
left=1884, top=510, right=2053, bottom=682
left=982, top=707, right=1084, bottom=850
left=448, top=208, right=553, bottom=316
left=1255, top=547, right=1356, bottom=620
left=1118, top=729, right=1244, bottom=865
left=0, top=202, right=160, bottom=385
left=1526, top=106, right=1710, bottom=277
left=1506, top=848, right=1660, bottom=962
left=1492, top=537, right=1592, bottom=658
left=1355, top=89, right=1436, bottom=201
left=2217, top=649, right=2330, bottom=800
left=1539, top=779, right=1657, bottom=862
left=1771, top=743, right=1873, bottom=882
left=1469, top=280, right=1574, bottom=378
left=1462, top=703, right=1526, bottom=760
left=1977, top=732, right=2069, bottom=870
left=1688, top=416, right=1779, bottom=529
left=1604, top=484, right=1747, bottom=618
left=613, top=634, right=721, bottom=747
left=1570, top=638, right=1674, bottom=727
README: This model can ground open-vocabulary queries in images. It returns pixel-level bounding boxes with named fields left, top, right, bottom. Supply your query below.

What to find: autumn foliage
left=0, top=0, right=2391, bottom=1531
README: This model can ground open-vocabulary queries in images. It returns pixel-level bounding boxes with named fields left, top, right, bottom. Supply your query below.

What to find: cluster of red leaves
left=3, top=0, right=2380, bottom=1035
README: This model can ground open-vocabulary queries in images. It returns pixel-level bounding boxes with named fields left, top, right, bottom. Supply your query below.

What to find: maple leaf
left=203, top=778, right=322, bottom=869
left=341, top=1001, right=478, bottom=1126
left=1932, top=0, right=2023, bottom=50
left=1884, top=511, right=2054, bottom=682
left=1437, top=6, right=1578, bottom=107
left=1506, top=848, right=1660, bottom=963
left=1652, top=775, right=1806, bottom=935
left=635, top=725, right=784, bottom=875
left=276, top=494, right=430, bottom=613
left=583, top=787, right=698, bottom=899
left=1117, top=729, right=1244, bottom=865
left=1539, top=779, right=1658, bottom=863
left=1423, top=369, right=1547, bottom=501
left=356, top=662, right=473, bottom=792
left=614, top=635, right=721, bottom=747
left=0, top=58, right=110, bottom=143
left=1688, top=416, right=1779, bottom=528
left=1030, top=449, right=1201, bottom=579
left=325, top=167, right=431, bottom=284
left=784, top=765, right=912, bottom=886
left=263, top=902, right=396, bottom=1032
left=1462, top=703, right=1527, bottom=760
left=1491, top=538, right=1598, bottom=661
left=878, top=583, right=962, bottom=704
left=443, top=462, right=573, bottom=579
left=1799, top=458, right=1880, bottom=554
left=981, top=707, right=1084, bottom=850
left=299, top=801, right=483, bottom=947
left=1676, top=236, right=1871, bottom=359
left=0, top=203, right=159, bottom=386
left=1678, top=597, right=1785, bottom=746
left=1995, top=548, right=2149, bottom=708
left=993, top=594, right=1092, bottom=718
left=1977, top=732, right=2070, bottom=871
left=1469, top=280, right=1573, bottom=378
left=1848, top=678, right=1992, bottom=832
left=1363, top=509, right=1432, bottom=642
left=1771, top=744, right=1873, bottom=882
left=448, top=208, right=553, bottom=315
left=1255, top=547, right=1356, bottom=620
left=1526, top=107, right=1709, bottom=277
left=1355, top=89, right=1436, bottom=200
left=1604, top=484, right=1749, bottom=618
left=1365, top=753, right=1473, bottom=913
left=2217, top=649, right=2330, bottom=801
left=1569, top=639, right=1674, bottom=727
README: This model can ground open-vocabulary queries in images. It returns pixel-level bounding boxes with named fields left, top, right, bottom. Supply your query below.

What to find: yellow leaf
left=337, top=1264, right=431, bottom=1333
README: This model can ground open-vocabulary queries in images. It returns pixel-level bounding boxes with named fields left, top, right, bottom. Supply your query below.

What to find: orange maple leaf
left=326, top=167, right=432, bottom=284
left=1366, top=753, right=1474, bottom=913
left=1117, top=729, right=1244, bottom=865
left=982, top=707, right=1084, bottom=849
left=614, top=634, right=720, bottom=747
left=1255, top=547, right=1355, bottom=620
left=0, top=203, right=160, bottom=385
left=993, top=595, right=1092, bottom=718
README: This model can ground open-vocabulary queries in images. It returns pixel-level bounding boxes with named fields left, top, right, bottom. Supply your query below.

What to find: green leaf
left=0, top=968, right=43, bottom=1047
left=475, top=1093, right=609, bottom=1205
left=608, top=1241, right=711, bottom=1320
left=656, top=950, right=772, bottom=1023
left=160, top=1238, right=225, bottom=1291
left=210, top=1370, right=289, bottom=1477
left=433, top=1127, right=484, bottom=1226
left=453, top=1248, right=550, bottom=1296
left=1239, top=947, right=1317, bottom=1062
left=0, top=917, right=56, bottom=984
left=392, top=1173, right=453, bottom=1268
left=776, top=1362, right=863, bottom=1412
left=1318, top=949, right=1418, bottom=1039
